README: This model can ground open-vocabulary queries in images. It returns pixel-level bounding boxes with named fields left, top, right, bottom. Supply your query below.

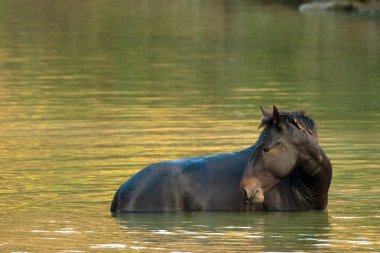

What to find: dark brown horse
left=240, top=106, right=332, bottom=210
left=111, top=106, right=332, bottom=212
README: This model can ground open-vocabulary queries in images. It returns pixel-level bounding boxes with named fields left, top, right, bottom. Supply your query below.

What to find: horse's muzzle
left=241, top=186, right=264, bottom=205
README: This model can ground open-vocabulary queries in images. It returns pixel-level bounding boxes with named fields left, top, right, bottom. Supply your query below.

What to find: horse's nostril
left=241, top=188, right=250, bottom=202
left=240, top=185, right=265, bottom=205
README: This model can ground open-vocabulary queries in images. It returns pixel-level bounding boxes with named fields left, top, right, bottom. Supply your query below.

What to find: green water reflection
left=114, top=212, right=331, bottom=252
left=0, top=0, right=379, bottom=252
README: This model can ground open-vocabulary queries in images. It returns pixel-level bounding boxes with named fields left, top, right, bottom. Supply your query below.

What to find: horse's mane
left=259, top=110, right=318, bottom=139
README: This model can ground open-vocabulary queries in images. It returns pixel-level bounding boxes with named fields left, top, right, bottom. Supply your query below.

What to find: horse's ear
left=272, top=105, right=281, bottom=127
left=260, top=105, right=271, bottom=119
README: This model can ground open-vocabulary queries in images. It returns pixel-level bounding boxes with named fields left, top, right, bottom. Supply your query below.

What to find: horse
left=110, top=106, right=332, bottom=212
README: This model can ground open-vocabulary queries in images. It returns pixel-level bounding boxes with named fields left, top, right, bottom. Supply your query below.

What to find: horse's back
left=111, top=162, right=183, bottom=212
left=111, top=149, right=252, bottom=212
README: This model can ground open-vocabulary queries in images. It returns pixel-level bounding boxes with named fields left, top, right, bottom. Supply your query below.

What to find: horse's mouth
left=243, top=198, right=252, bottom=205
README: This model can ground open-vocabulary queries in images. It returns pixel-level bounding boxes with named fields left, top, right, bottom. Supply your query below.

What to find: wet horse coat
left=111, top=147, right=254, bottom=212
left=111, top=106, right=332, bottom=212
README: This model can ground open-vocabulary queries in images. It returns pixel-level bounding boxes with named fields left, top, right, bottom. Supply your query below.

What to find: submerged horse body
left=111, top=147, right=254, bottom=212
left=111, top=106, right=332, bottom=212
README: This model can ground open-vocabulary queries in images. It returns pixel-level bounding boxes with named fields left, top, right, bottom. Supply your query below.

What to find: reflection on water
left=0, top=0, right=379, bottom=252
left=113, top=212, right=331, bottom=252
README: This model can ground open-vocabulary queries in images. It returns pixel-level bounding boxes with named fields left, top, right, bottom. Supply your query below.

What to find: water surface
left=0, top=0, right=379, bottom=252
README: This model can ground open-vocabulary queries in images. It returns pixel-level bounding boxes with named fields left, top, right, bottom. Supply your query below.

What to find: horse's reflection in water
left=113, top=211, right=331, bottom=252
left=111, top=106, right=332, bottom=212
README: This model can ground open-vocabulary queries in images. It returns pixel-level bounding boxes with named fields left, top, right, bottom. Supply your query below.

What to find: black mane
left=259, top=110, right=318, bottom=139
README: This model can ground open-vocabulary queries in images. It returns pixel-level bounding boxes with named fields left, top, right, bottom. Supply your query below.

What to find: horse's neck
left=265, top=141, right=332, bottom=210
left=298, top=146, right=332, bottom=187
left=290, top=150, right=332, bottom=209
left=235, top=144, right=256, bottom=159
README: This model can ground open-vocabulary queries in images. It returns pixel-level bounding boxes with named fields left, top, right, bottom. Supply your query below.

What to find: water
left=0, top=0, right=379, bottom=252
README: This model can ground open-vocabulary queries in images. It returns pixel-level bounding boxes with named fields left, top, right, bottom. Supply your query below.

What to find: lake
left=0, top=0, right=379, bottom=252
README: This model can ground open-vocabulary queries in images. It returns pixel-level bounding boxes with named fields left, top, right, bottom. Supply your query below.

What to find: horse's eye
left=263, top=147, right=271, bottom=153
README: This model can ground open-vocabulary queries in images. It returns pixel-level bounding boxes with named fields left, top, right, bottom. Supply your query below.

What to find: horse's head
left=240, top=105, right=319, bottom=206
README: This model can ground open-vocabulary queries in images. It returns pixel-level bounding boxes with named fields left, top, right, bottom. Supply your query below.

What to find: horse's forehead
left=264, top=123, right=305, bottom=145
left=262, top=126, right=284, bottom=141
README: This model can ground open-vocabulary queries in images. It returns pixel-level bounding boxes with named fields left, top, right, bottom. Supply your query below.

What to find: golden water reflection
left=0, top=0, right=379, bottom=252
